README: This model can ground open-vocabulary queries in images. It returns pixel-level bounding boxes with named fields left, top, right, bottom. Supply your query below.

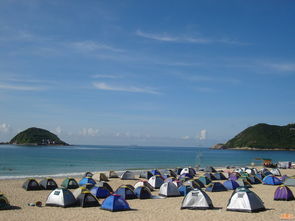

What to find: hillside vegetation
left=9, top=127, right=69, bottom=146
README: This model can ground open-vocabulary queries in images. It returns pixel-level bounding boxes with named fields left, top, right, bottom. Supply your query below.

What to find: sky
left=0, top=0, right=295, bottom=146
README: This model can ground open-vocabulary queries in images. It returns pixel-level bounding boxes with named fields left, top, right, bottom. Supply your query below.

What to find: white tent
left=270, top=168, right=281, bottom=176
left=180, top=168, right=196, bottom=177
left=148, top=175, right=164, bottom=189
left=159, top=182, right=180, bottom=197
left=120, top=171, right=136, bottom=180
left=134, top=180, right=154, bottom=191
left=227, top=188, right=265, bottom=212
left=181, top=189, right=213, bottom=210
left=245, top=168, right=256, bottom=175
left=46, top=188, right=77, bottom=208
left=109, top=171, right=119, bottom=178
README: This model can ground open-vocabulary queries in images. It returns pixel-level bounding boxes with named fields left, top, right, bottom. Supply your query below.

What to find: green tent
left=0, top=193, right=10, bottom=210
left=61, top=177, right=79, bottom=189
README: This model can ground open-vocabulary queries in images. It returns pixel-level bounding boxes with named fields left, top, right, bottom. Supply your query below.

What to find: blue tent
left=79, top=177, right=96, bottom=186
left=204, top=173, right=217, bottom=180
left=178, top=185, right=193, bottom=196
left=205, top=182, right=227, bottom=192
left=90, top=186, right=111, bottom=198
left=198, top=176, right=211, bottom=185
left=101, top=194, right=131, bottom=212
left=179, top=173, right=193, bottom=181
left=134, top=186, right=152, bottom=199
left=263, top=175, right=283, bottom=185
left=223, top=180, right=240, bottom=190
left=248, top=176, right=262, bottom=184
left=115, top=186, right=137, bottom=200
left=255, top=174, right=264, bottom=180
left=213, top=173, right=227, bottom=180
left=151, top=169, right=162, bottom=176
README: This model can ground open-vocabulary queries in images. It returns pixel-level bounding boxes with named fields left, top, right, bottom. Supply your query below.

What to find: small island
left=212, top=123, right=295, bottom=150
left=9, top=127, right=69, bottom=146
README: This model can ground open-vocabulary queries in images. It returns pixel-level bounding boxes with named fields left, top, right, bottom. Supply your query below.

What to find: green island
left=9, top=127, right=69, bottom=146
left=212, top=123, right=295, bottom=150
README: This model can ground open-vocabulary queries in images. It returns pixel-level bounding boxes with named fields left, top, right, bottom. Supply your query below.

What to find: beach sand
left=1, top=169, right=295, bottom=221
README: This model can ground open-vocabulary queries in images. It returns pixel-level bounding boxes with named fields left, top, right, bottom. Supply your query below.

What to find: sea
left=0, top=144, right=295, bottom=179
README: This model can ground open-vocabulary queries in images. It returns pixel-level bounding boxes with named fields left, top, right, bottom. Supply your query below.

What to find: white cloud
left=93, top=82, right=160, bottom=95
left=0, top=83, right=43, bottom=91
left=266, top=63, right=295, bottom=72
left=136, top=30, right=247, bottom=45
left=0, top=123, right=11, bottom=133
left=198, top=129, right=207, bottom=140
left=80, top=128, right=99, bottom=136
left=70, top=41, right=123, bottom=53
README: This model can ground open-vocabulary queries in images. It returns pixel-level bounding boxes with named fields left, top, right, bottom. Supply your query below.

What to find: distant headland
left=212, top=123, right=295, bottom=150
left=7, top=127, right=69, bottom=146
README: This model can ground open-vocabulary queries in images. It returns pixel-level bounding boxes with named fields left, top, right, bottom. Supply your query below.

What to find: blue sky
left=0, top=0, right=294, bottom=146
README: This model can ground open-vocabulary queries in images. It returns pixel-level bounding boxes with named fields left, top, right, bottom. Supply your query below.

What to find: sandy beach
left=1, top=168, right=295, bottom=221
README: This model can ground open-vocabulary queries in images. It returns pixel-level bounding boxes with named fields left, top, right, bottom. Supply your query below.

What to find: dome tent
left=223, top=180, right=240, bottom=190
left=39, top=178, right=58, bottom=190
left=61, top=177, right=79, bottom=189
left=181, top=189, right=214, bottom=210
left=97, top=181, right=114, bottom=193
left=90, top=186, right=111, bottom=198
left=76, top=190, right=100, bottom=207
left=227, top=188, right=265, bottom=212
left=109, top=171, right=119, bottom=178
left=274, top=185, right=294, bottom=201
left=139, top=171, right=153, bottom=179
left=22, top=178, right=40, bottom=191
left=198, top=176, right=211, bottom=185
left=134, top=180, right=154, bottom=191
left=178, top=185, right=193, bottom=196
left=101, top=194, right=131, bottom=212
left=114, top=186, right=137, bottom=200
left=120, top=171, right=136, bottom=180
left=148, top=175, right=164, bottom=189
left=79, top=177, right=96, bottom=186
left=205, top=182, right=227, bottom=192
left=159, top=182, right=181, bottom=197
left=46, top=188, right=77, bottom=208
left=0, top=193, right=10, bottom=210
left=263, top=175, right=283, bottom=185
left=134, top=186, right=152, bottom=199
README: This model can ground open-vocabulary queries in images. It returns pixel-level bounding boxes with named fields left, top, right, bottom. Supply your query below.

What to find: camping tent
left=248, top=176, right=262, bottom=184
left=73, top=187, right=87, bottom=199
left=118, top=184, right=134, bottom=191
left=151, top=169, right=162, bottom=176
left=263, top=175, right=283, bottom=185
left=90, top=186, right=111, bottom=198
left=180, top=168, right=196, bottom=177
left=114, top=186, right=137, bottom=200
left=101, top=194, right=131, bottom=212
left=274, top=185, right=295, bottom=201
left=213, top=172, right=227, bottom=180
left=236, top=179, right=252, bottom=188
left=204, top=166, right=217, bottom=173
left=120, top=171, right=136, bottom=180
left=76, top=190, right=100, bottom=207
left=192, top=179, right=205, bottom=188
left=79, top=177, right=96, bottom=186
left=84, top=172, right=94, bottom=177
left=148, top=175, right=164, bottom=189
left=97, top=181, right=114, bottom=193
left=46, top=188, right=77, bottom=208
left=109, top=171, right=119, bottom=178
left=229, top=173, right=240, bottom=181
left=22, top=178, right=40, bottom=191
left=40, top=178, right=58, bottom=190
left=159, top=182, right=181, bottom=197
left=204, top=173, right=217, bottom=180
left=178, top=185, right=193, bottom=196
left=260, top=168, right=272, bottom=176
left=198, top=176, right=211, bottom=185
left=61, top=177, right=79, bottom=189
left=134, top=180, right=154, bottom=191
left=181, top=189, right=214, bottom=210
left=99, top=173, right=109, bottom=182
left=227, top=188, right=265, bottom=212
left=163, top=169, right=177, bottom=178
left=183, top=180, right=201, bottom=189
left=139, top=171, right=153, bottom=179
left=270, top=168, right=281, bottom=176
left=223, top=180, right=240, bottom=190
left=176, top=168, right=183, bottom=175
left=134, top=186, right=152, bottom=199
left=205, top=182, right=227, bottom=192
left=0, top=193, right=10, bottom=210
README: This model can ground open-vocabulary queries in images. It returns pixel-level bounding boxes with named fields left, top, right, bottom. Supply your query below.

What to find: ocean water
left=0, top=144, right=295, bottom=179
